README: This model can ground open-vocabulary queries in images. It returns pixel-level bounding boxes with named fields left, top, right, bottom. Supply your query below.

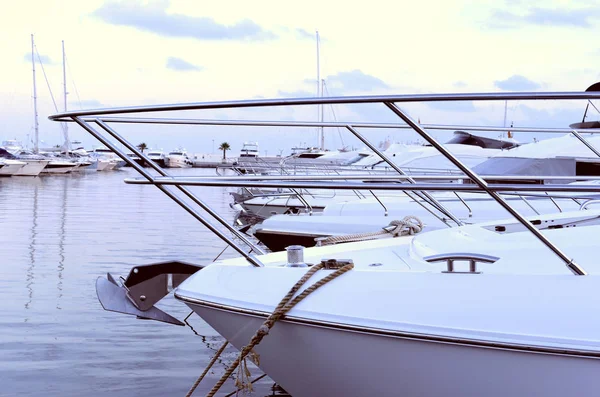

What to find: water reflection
left=24, top=181, right=38, bottom=316
left=57, top=176, right=67, bottom=309
left=2, top=169, right=290, bottom=396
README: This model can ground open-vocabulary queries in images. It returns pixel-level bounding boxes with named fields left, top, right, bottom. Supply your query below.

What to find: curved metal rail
left=49, top=90, right=600, bottom=275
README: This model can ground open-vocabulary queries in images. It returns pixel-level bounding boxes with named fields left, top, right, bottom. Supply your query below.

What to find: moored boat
left=166, top=149, right=193, bottom=168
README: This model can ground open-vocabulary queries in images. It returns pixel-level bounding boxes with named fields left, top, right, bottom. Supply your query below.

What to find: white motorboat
left=31, top=152, right=78, bottom=174
left=250, top=192, right=593, bottom=251
left=239, top=142, right=260, bottom=159
left=89, top=147, right=122, bottom=171
left=40, top=159, right=78, bottom=174
left=1, top=139, right=24, bottom=153
left=146, top=150, right=167, bottom=167
left=0, top=148, right=49, bottom=176
left=251, top=132, right=600, bottom=250
left=166, top=149, right=193, bottom=168
left=97, top=158, right=115, bottom=171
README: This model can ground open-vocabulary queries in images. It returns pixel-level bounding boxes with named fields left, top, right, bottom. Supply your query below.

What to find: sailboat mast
left=31, top=34, right=39, bottom=153
left=316, top=31, right=324, bottom=149
left=320, top=79, right=325, bottom=150
left=62, top=40, right=69, bottom=152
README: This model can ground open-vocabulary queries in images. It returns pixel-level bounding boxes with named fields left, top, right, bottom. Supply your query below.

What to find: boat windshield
left=170, top=152, right=184, bottom=156
left=445, top=131, right=519, bottom=150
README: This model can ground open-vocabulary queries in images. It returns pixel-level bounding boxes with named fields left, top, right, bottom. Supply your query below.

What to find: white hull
left=188, top=302, right=600, bottom=397
left=72, top=161, right=93, bottom=172
left=96, top=159, right=114, bottom=172
left=0, top=162, right=26, bottom=176
left=242, top=202, right=325, bottom=217
left=13, top=160, right=49, bottom=176
left=40, top=164, right=76, bottom=174
left=166, top=157, right=192, bottom=168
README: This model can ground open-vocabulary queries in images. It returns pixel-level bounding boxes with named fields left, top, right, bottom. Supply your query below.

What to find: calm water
left=0, top=168, right=276, bottom=396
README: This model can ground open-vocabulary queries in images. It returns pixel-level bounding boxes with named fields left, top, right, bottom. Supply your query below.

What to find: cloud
left=326, top=70, right=390, bottom=93
left=494, top=75, right=542, bottom=91
left=503, top=104, right=589, bottom=143
left=489, top=7, right=600, bottom=29
left=166, top=57, right=203, bottom=71
left=91, top=2, right=276, bottom=41
left=295, top=28, right=314, bottom=40
left=24, top=52, right=53, bottom=65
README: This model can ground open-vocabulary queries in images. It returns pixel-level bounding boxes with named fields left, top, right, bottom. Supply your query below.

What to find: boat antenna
left=502, top=100, right=508, bottom=139
left=582, top=102, right=590, bottom=123
left=31, top=34, right=39, bottom=153
left=321, top=78, right=325, bottom=150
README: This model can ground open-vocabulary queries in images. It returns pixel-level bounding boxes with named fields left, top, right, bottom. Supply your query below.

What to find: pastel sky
left=1, top=0, right=599, bottom=155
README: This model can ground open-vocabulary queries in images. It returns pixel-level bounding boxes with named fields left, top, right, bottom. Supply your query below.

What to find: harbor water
left=0, top=168, right=277, bottom=396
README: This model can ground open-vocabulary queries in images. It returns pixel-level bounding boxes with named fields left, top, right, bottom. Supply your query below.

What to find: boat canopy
left=473, top=157, right=576, bottom=181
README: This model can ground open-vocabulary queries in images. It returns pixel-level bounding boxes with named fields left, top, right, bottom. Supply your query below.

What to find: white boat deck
left=177, top=220, right=600, bottom=353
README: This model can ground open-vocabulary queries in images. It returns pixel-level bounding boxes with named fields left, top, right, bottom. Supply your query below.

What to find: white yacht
left=90, top=147, right=121, bottom=171
left=1, top=148, right=49, bottom=176
left=146, top=150, right=167, bottom=167
left=251, top=190, right=592, bottom=251
left=1, top=139, right=24, bottom=153
left=239, top=142, right=260, bottom=159
left=166, top=149, right=193, bottom=168
left=39, top=155, right=78, bottom=174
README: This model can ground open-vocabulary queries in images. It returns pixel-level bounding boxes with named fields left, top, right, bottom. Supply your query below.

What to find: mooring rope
left=185, top=341, right=229, bottom=397
left=191, top=261, right=354, bottom=397
left=316, top=215, right=424, bottom=246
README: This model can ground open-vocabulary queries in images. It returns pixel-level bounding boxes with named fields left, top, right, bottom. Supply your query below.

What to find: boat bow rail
left=49, top=89, right=600, bottom=324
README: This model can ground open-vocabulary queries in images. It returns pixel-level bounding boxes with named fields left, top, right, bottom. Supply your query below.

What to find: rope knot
left=387, top=215, right=423, bottom=236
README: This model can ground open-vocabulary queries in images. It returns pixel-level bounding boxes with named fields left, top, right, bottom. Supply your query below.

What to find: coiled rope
left=186, top=261, right=354, bottom=396
left=316, top=215, right=424, bottom=246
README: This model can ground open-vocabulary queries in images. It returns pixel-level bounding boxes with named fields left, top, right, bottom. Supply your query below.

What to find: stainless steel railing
left=50, top=90, right=600, bottom=274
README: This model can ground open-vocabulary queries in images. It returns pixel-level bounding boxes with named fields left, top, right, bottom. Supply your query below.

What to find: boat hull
left=186, top=302, right=600, bottom=397
left=166, top=158, right=192, bottom=168
left=96, top=159, right=112, bottom=171
left=0, top=162, right=25, bottom=176
left=13, top=160, right=49, bottom=176
left=40, top=163, right=76, bottom=174
left=241, top=202, right=325, bottom=217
